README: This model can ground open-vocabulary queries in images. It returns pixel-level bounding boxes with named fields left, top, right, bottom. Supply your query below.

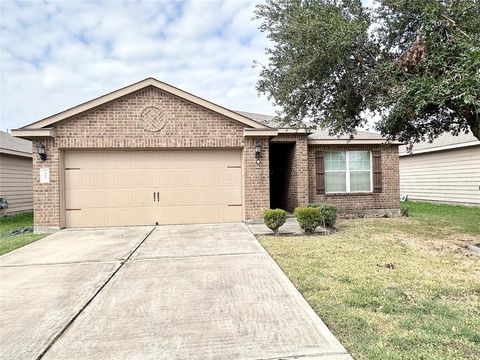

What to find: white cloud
left=0, top=0, right=274, bottom=131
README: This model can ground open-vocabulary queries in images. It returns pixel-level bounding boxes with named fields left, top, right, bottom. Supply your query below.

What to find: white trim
left=16, top=78, right=269, bottom=130
left=244, top=129, right=278, bottom=137
left=277, top=128, right=312, bottom=134
left=346, top=158, right=350, bottom=193
left=370, top=150, right=373, bottom=193
left=11, top=128, right=56, bottom=138
left=0, top=148, right=32, bottom=158
left=399, top=141, right=480, bottom=156
left=308, top=139, right=402, bottom=145
left=324, top=150, right=373, bottom=194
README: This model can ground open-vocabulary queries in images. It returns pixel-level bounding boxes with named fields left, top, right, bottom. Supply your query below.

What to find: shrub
left=263, top=209, right=287, bottom=236
left=308, top=203, right=338, bottom=228
left=400, top=204, right=409, bottom=217
left=294, top=207, right=323, bottom=234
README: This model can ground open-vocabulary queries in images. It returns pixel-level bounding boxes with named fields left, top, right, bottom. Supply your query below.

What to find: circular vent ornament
left=139, top=105, right=166, bottom=132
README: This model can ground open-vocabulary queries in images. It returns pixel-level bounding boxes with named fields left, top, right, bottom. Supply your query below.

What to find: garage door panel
left=66, top=189, right=156, bottom=209
left=66, top=207, right=157, bottom=228
left=66, top=205, right=241, bottom=228
left=66, top=168, right=241, bottom=189
left=66, top=186, right=241, bottom=209
left=67, top=170, right=159, bottom=189
left=157, top=187, right=241, bottom=206
left=157, top=205, right=242, bottom=225
left=64, top=150, right=243, bottom=227
left=66, top=151, right=241, bottom=170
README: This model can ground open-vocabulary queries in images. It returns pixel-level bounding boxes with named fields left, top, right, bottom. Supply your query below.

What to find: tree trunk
left=466, top=114, right=480, bottom=141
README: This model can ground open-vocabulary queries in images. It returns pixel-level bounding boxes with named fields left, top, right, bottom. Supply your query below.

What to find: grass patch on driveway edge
left=0, top=212, right=45, bottom=256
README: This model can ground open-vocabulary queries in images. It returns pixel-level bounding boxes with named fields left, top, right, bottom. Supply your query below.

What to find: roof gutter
left=399, top=141, right=480, bottom=156
left=308, top=139, right=402, bottom=145
left=244, top=129, right=278, bottom=137
left=277, top=128, right=313, bottom=134
left=0, top=148, right=32, bottom=158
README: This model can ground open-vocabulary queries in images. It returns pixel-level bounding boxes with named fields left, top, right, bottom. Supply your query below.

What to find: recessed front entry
left=269, top=143, right=296, bottom=211
left=63, top=150, right=242, bottom=228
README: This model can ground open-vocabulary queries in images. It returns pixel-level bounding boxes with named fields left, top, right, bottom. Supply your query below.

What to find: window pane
left=325, top=172, right=347, bottom=192
left=349, top=151, right=370, bottom=170
left=325, top=151, right=346, bottom=171
left=350, top=171, right=371, bottom=192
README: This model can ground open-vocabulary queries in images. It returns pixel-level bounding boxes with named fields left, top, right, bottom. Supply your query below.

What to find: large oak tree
left=255, top=0, right=480, bottom=143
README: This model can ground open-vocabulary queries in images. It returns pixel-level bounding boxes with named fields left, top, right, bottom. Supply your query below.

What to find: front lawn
left=259, top=201, right=480, bottom=360
left=0, top=212, right=45, bottom=256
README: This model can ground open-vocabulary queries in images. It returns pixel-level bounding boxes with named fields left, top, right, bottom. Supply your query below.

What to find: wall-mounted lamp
left=37, top=144, right=47, bottom=161
left=255, top=142, right=262, bottom=165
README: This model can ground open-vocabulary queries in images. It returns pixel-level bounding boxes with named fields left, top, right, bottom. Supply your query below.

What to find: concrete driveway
left=0, top=224, right=350, bottom=360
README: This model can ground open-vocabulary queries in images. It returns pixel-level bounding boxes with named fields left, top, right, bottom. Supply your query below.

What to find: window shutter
left=315, top=151, right=325, bottom=194
left=372, top=149, right=382, bottom=193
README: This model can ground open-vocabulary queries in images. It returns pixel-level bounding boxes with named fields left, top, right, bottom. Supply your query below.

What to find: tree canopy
left=255, top=0, right=480, bottom=143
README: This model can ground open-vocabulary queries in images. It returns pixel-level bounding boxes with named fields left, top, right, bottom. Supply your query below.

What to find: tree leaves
left=255, top=0, right=480, bottom=142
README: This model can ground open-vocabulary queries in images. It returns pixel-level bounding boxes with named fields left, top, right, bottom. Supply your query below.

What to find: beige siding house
left=399, top=132, right=480, bottom=206
left=0, top=131, right=33, bottom=214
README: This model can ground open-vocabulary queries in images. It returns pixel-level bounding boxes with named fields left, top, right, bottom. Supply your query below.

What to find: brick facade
left=29, top=85, right=399, bottom=231
left=32, top=86, right=251, bottom=231
left=243, top=137, right=270, bottom=220
left=32, top=137, right=59, bottom=230
left=308, top=144, right=400, bottom=213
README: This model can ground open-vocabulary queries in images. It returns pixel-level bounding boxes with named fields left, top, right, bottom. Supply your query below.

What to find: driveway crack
left=132, top=251, right=263, bottom=261
left=36, top=227, right=156, bottom=360
left=0, top=260, right=120, bottom=268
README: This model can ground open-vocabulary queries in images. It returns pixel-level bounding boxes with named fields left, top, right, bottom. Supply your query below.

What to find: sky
left=1, top=0, right=374, bottom=132
left=1, top=0, right=276, bottom=131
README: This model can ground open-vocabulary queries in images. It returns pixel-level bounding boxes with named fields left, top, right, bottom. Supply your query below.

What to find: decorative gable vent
left=139, top=103, right=167, bottom=132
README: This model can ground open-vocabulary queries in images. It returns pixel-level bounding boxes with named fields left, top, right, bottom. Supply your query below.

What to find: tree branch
left=440, top=14, right=471, bottom=39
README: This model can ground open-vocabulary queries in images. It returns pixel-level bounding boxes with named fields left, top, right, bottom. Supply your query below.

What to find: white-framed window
left=324, top=151, right=372, bottom=193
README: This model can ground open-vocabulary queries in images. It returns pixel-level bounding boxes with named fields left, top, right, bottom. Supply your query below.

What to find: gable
left=53, top=86, right=246, bottom=148
left=15, top=78, right=267, bottom=132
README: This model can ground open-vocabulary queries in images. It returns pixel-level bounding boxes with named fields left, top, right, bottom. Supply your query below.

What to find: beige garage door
left=64, top=150, right=242, bottom=228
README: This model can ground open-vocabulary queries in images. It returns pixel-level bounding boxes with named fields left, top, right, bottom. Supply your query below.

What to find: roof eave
left=277, top=128, right=313, bottom=134
left=399, top=141, right=480, bottom=156
left=18, top=78, right=269, bottom=131
left=11, top=128, right=56, bottom=139
left=0, top=148, right=32, bottom=158
left=244, top=129, right=279, bottom=137
left=308, top=139, right=402, bottom=145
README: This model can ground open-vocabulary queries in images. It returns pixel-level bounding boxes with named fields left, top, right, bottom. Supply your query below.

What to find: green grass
left=0, top=212, right=45, bottom=256
left=406, top=201, right=480, bottom=235
left=259, top=201, right=480, bottom=360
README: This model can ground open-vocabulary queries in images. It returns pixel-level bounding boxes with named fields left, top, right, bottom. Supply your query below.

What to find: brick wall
left=32, top=138, right=60, bottom=231
left=283, top=145, right=296, bottom=211
left=308, top=144, right=400, bottom=212
left=243, top=138, right=270, bottom=220
left=54, top=87, right=244, bottom=148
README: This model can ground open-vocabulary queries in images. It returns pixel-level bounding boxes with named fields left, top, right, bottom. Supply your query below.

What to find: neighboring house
left=399, top=132, right=480, bottom=206
left=12, top=78, right=400, bottom=232
left=0, top=131, right=33, bottom=214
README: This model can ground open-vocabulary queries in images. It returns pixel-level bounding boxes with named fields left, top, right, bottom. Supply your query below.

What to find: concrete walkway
left=0, top=224, right=350, bottom=360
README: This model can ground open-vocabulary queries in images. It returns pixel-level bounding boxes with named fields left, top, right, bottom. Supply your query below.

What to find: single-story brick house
left=12, top=78, right=400, bottom=232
